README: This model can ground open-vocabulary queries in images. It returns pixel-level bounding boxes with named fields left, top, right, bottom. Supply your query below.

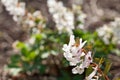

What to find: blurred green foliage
left=73, top=29, right=115, bottom=58
left=6, top=28, right=116, bottom=79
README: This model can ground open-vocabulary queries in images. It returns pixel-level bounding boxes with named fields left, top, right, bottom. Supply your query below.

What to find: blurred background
left=0, top=0, right=120, bottom=80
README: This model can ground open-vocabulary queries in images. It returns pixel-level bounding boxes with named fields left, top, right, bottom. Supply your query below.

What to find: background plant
left=1, top=0, right=119, bottom=80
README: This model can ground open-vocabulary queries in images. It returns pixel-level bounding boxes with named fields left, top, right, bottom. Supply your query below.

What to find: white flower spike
left=63, top=35, right=93, bottom=75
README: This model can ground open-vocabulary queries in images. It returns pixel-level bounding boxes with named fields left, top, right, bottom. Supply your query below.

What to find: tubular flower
left=62, top=35, right=93, bottom=74
left=72, top=51, right=92, bottom=74
left=62, top=35, right=87, bottom=66
left=83, top=51, right=92, bottom=68
left=62, top=35, right=111, bottom=80
left=72, top=65, right=84, bottom=74
left=85, top=65, right=98, bottom=80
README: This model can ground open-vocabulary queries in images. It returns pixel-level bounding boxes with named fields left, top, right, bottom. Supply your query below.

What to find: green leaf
left=58, top=70, right=71, bottom=80
left=73, top=75, right=84, bottom=80
left=38, top=64, right=46, bottom=74
left=21, top=47, right=29, bottom=57
left=10, top=55, right=21, bottom=63
left=28, top=51, right=38, bottom=60
left=8, top=55, right=21, bottom=68
left=85, top=66, right=93, bottom=76
left=16, top=41, right=26, bottom=49
left=34, top=34, right=43, bottom=42
left=22, top=51, right=38, bottom=61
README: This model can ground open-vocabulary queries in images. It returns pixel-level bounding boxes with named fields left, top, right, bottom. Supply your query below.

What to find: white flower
left=11, top=2, right=25, bottom=16
left=71, top=51, right=92, bottom=74
left=96, top=25, right=113, bottom=44
left=62, top=35, right=87, bottom=66
left=28, top=37, right=35, bottom=45
left=85, top=65, right=98, bottom=80
left=1, top=0, right=26, bottom=22
left=90, top=76, right=99, bottom=80
left=83, top=51, right=92, bottom=68
left=72, top=65, right=84, bottom=74
left=96, top=17, right=120, bottom=44
left=63, top=35, right=93, bottom=75
left=25, top=19, right=36, bottom=28
left=23, top=11, right=45, bottom=31
left=72, top=5, right=86, bottom=30
left=1, top=0, right=18, bottom=7
left=47, top=0, right=74, bottom=34
left=110, top=18, right=120, bottom=44
left=33, top=11, right=41, bottom=17
left=96, top=25, right=112, bottom=37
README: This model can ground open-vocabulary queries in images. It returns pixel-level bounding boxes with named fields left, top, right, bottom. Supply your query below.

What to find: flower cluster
left=1, top=0, right=45, bottom=33
left=110, top=18, right=120, bottom=44
left=22, top=11, right=46, bottom=33
left=1, top=0, right=26, bottom=22
left=96, top=18, right=120, bottom=44
left=72, top=5, right=86, bottom=30
left=47, top=0, right=74, bottom=34
left=62, top=35, right=100, bottom=79
left=96, top=25, right=113, bottom=44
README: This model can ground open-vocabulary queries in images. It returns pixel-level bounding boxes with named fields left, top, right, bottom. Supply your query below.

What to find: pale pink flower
left=72, top=65, right=84, bottom=74
left=63, top=35, right=93, bottom=75
left=83, top=51, right=92, bottom=68
left=62, top=35, right=87, bottom=66
left=85, top=65, right=98, bottom=80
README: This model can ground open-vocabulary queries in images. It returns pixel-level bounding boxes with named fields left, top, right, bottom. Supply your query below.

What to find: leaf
left=85, top=66, right=93, bottom=76
left=16, top=41, right=26, bottom=49
left=22, top=51, right=38, bottom=61
left=28, top=51, right=38, bottom=60
left=58, top=70, right=71, bottom=80
left=103, top=62, right=112, bottom=75
left=99, top=58, right=104, bottom=65
left=73, top=75, right=84, bottom=80
left=38, top=64, right=46, bottom=74
left=8, top=55, right=21, bottom=68
left=94, top=58, right=104, bottom=65
left=21, top=47, right=29, bottom=57
left=10, top=55, right=21, bottom=63
left=33, top=34, right=43, bottom=42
